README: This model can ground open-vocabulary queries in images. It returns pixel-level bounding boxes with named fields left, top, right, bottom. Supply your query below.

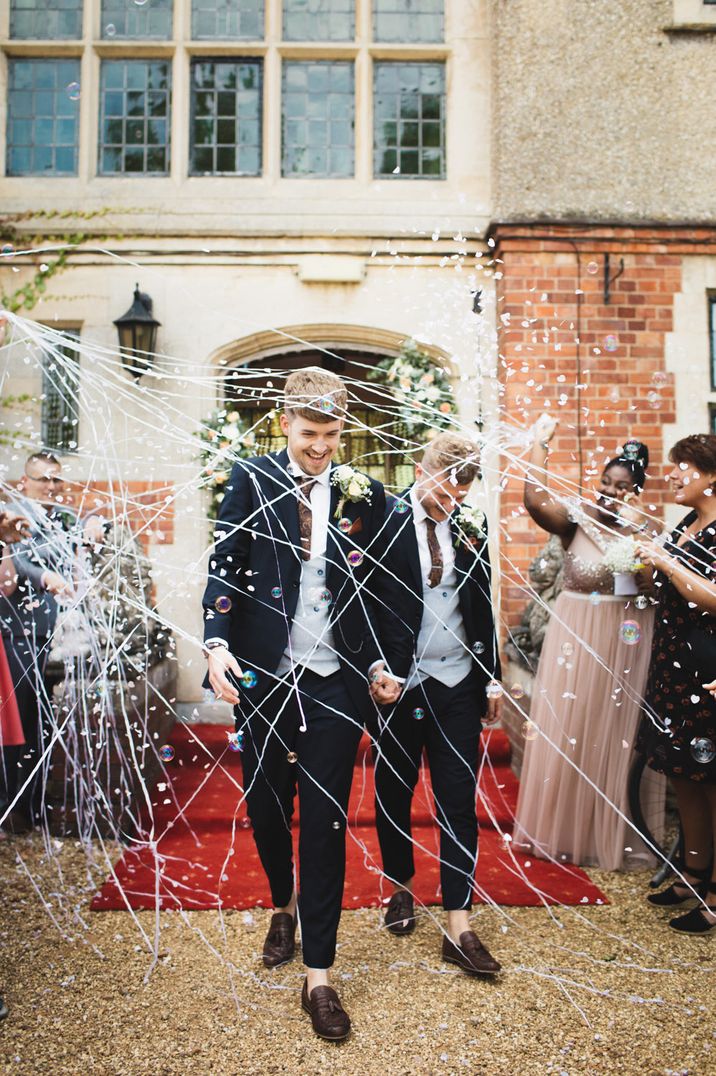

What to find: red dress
left=0, top=636, right=23, bottom=747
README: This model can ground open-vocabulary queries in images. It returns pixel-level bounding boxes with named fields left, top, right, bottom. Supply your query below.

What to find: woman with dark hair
left=636, top=434, right=716, bottom=934
left=513, top=415, right=665, bottom=870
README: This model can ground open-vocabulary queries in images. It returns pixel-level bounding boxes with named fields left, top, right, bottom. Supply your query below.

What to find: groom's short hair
left=284, top=368, right=348, bottom=422
left=422, top=432, right=481, bottom=485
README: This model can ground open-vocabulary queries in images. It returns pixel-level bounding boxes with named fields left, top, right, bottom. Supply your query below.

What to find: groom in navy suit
left=373, top=432, right=503, bottom=977
left=202, top=368, right=399, bottom=1041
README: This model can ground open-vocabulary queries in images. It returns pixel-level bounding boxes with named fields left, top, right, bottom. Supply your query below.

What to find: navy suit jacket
left=201, top=449, right=387, bottom=719
left=374, top=490, right=501, bottom=709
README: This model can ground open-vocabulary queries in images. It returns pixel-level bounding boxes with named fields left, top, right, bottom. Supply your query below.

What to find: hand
left=0, top=512, right=31, bottom=544
left=618, top=492, right=644, bottom=527
left=634, top=538, right=674, bottom=576
left=41, top=570, right=75, bottom=599
left=703, top=679, right=716, bottom=700
left=369, top=663, right=402, bottom=706
left=207, top=646, right=243, bottom=706
left=484, top=687, right=503, bottom=727
left=532, top=413, right=558, bottom=447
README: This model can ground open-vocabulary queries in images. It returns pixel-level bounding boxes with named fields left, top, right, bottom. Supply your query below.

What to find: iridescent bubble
left=318, top=588, right=331, bottom=604
left=412, top=707, right=425, bottom=720
left=647, top=391, right=661, bottom=410
left=608, top=388, right=620, bottom=404
left=623, top=440, right=640, bottom=461
left=347, top=550, right=363, bottom=567
left=1, top=243, right=14, bottom=255
left=472, top=640, right=485, bottom=655
left=227, top=732, right=243, bottom=753
left=561, top=642, right=574, bottom=657
left=586, top=261, right=599, bottom=275
left=690, top=737, right=716, bottom=764
left=620, top=620, right=641, bottom=646
left=338, top=517, right=352, bottom=532
left=66, top=81, right=81, bottom=101
left=271, top=586, right=282, bottom=599
left=241, top=670, right=258, bottom=689
left=635, top=594, right=648, bottom=610
left=133, top=0, right=149, bottom=5
left=159, top=745, right=175, bottom=762
left=510, top=683, right=525, bottom=700
left=604, top=335, right=618, bottom=352
left=652, top=371, right=668, bottom=389
left=105, top=22, right=116, bottom=35
left=214, top=595, right=232, bottom=613
left=486, top=681, right=504, bottom=699
left=393, top=500, right=409, bottom=514
left=316, top=396, right=335, bottom=413
left=332, top=821, right=341, bottom=829
left=522, top=720, right=539, bottom=742
left=287, top=751, right=298, bottom=763
left=589, top=591, right=601, bottom=605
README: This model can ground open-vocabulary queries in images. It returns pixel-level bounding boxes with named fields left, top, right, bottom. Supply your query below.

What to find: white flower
left=348, top=479, right=362, bottom=499
left=222, top=423, right=239, bottom=441
left=331, top=465, right=372, bottom=515
left=602, top=536, right=641, bottom=574
left=455, top=505, right=487, bottom=540
left=332, top=464, right=354, bottom=483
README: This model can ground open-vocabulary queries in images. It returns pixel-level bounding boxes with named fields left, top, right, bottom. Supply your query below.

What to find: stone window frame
left=666, top=0, right=716, bottom=32
left=281, top=59, right=355, bottom=177
left=189, top=56, right=262, bottom=176
left=6, top=56, right=80, bottom=175
left=0, top=0, right=450, bottom=182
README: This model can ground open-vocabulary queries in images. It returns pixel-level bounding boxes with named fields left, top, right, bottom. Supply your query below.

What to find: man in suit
left=373, top=432, right=503, bottom=976
left=1, top=451, right=75, bottom=828
left=203, top=368, right=399, bottom=1041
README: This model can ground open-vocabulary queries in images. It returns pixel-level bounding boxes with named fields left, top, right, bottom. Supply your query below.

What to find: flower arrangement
left=454, top=504, right=487, bottom=548
left=198, top=407, right=257, bottom=519
left=602, top=536, right=643, bottom=574
left=331, top=463, right=372, bottom=518
left=368, top=339, right=457, bottom=436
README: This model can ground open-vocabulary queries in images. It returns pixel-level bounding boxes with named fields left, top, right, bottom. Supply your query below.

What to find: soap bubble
left=634, top=594, right=648, bottom=610
left=316, top=396, right=335, bottom=413
left=522, top=720, right=539, bottom=742
left=1, top=243, right=14, bottom=255
left=227, top=732, right=243, bottom=752
left=338, top=517, right=352, bottom=532
left=586, top=261, right=599, bottom=275
left=105, top=22, right=116, bottom=36
left=347, top=550, right=363, bottom=567
left=159, top=745, right=175, bottom=762
left=66, top=82, right=81, bottom=101
left=271, top=586, right=282, bottom=599
left=561, top=642, right=574, bottom=657
left=214, top=595, right=232, bottom=613
left=620, top=620, right=641, bottom=645
left=412, top=707, right=425, bottom=720
left=287, top=751, right=298, bottom=763
left=647, top=391, right=661, bottom=410
left=393, top=499, right=409, bottom=514
left=472, top=640, right=485, bottom=655
left=690, top=737, right=716, bottom=764
left=604, top=335, right=618, bottom=352
left=589, top=591, right=601, bottom=605
left=241, top=670, right=258, bottom=689
left=486, top=681, right=504, bottom=699
left=652, top=371, right=668, bottom=389
left=510, top=683, right=525, bottom=700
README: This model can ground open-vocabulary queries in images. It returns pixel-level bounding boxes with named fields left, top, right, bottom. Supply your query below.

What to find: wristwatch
left=203, top=639, right=229, bottom=658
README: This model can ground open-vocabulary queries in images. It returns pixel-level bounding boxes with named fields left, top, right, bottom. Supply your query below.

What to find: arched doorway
left=213, top=327, right=454, bottom=491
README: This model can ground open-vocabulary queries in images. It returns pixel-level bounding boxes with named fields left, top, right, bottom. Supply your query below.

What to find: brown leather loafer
left=301, top=980, right=351, bottom=1042
left=262, top=912, right=296, bottom=968
left=384, top=889, right=416, bottom=936
left=442, top=930, right=501, bottom=976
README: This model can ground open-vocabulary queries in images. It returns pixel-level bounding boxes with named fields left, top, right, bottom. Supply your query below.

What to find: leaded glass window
left=100, top=0, right=173, bottom=39
left=373, top=0, right=442, bottom=41
left=41, top=332, right=80, bottom=454
left=283, top=0, right=354, bottom=42
left=373, top=62, right=445, bottom=178
left=10, top=0, right=83, bottom=39
left=191, top=0, right=263, bottom=40
left=282, top=62, right=354, bottom=177
left=710, top=295, right=716, bottom=391
left=190, top=61, right=262, bottom=175
left=99, top=61, right=171, bottom=175
left=6, top=59, right=80, bottom=176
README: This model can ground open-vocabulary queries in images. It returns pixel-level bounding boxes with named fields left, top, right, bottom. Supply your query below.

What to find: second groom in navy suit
left=373, top=432, right=503, bottom=977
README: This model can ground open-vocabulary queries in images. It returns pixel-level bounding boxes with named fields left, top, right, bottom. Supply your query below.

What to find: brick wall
left=491, top=223, right=716, bottom=635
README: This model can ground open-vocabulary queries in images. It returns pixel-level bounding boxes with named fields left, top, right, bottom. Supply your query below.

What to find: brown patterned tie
left=296, top=476, right=316, bottom=561
left=425, top=517, right=443, bottom=588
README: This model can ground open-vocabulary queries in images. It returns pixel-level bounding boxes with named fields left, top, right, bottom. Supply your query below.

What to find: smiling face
left=280, top=411, right=344, bottom=476
left=594, top=463, right=637, bottom=520
left=667, top=459, right=716, bottom=509
left=19, top=456, right=64, bottom=505
left=415, top=462, right=472, bottom=521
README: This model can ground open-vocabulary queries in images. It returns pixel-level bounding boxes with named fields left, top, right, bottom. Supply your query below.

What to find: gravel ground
left=0, top=836, right=714, bottom=1076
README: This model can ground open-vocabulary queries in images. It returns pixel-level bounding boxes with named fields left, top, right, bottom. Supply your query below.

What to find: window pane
left=710, top=297, right=716, bottom=391
left=373, top=62, right=445, bottom=178
left=42, top=332, right=80, bottom=454
left=373, top=0, right=442, bottom=42
left=98, top=61, right=171, bottom=175
left=283, top=0, right=354, bottom=41
left=189, top=60, right=262, bottom=175
left=282, top=62, right=353, bottom=177
left=10, top=0, right=83, bottom=39
left=6, top=59, right=79, bottom=176
left=101, top=0, right=172, bottom=39
left=191, top=0, right=263, bottom=39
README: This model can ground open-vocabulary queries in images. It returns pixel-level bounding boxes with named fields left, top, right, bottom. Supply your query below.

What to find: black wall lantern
left=114, top=284, right=161, bottom=380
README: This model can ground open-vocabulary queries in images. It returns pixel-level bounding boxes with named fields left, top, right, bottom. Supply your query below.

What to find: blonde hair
left=422, top=432, right=481, bottom=485
left=284, top=368, right=348, bottom=422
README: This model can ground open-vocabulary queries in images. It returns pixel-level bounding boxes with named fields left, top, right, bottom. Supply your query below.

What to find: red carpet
left=91, top=723, right=607, bottom=912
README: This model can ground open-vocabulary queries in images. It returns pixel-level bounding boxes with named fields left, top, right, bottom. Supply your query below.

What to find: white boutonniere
left=454, top=505, right=487, bottom=549
left=331, top=465, right=372, bottom=519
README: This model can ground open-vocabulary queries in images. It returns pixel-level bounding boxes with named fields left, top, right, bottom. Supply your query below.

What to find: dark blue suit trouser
left=239, top=667, right=362, bottom=969
left=374, top=670, right=483, bottom=910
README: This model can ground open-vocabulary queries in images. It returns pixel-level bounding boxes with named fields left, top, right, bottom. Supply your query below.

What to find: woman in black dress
left=636, top=434, right=716, bottom=935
